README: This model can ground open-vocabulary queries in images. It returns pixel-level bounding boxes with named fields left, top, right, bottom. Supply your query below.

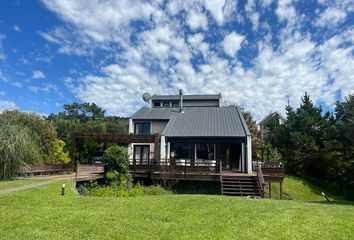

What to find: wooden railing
left=25, top=164, right=73, bottom=174
left=129, top=158, right=221, bottom=176
left=75, top=163, right=105, bottom=182
left=257, top=161, right=265, bottom=197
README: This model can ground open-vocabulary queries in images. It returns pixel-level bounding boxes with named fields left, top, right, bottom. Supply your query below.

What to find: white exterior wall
left=128, top=119, right=134, bottom=134
left=160, top=136, right=166, bottom=161
left=247, top=135, right=252, bottom=174
left=151, top=121, right=168, bottom=134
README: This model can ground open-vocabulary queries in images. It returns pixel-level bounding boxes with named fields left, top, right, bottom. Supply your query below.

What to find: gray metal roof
left=132, top=107, right=179, bottom=120
left=161, top=106, right=250, bottom=137
left=150, top=94, right=220, bottom=101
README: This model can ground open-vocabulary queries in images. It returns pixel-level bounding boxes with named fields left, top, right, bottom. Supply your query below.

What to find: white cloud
left=28, top=83, right=57, bottom=93
left=315, top=7, right=347, bottom=28
left=31, top=70, right=46, bottom=79
left=0, top=100, right=17, bottom=112
left=204, top=0, right=226, bottom=25
left=275, top=0, right=297, bottom=25
left=222, top=32, right=245, bottom=57
left=40, top=0, right=354, bottom=121
left=13, top=25, right=22, bottom=32
left=186, top=9, right=208, bottom=31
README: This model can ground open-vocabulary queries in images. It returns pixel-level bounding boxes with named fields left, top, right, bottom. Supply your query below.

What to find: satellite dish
left=142, top=93, right=151, bottom=102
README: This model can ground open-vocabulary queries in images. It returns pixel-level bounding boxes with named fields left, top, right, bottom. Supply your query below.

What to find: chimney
left=218, top=93, right=222, bottom=107
left=179, top=89, right=183, bottom=112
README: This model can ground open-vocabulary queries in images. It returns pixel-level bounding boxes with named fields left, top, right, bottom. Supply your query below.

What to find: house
left=72, top=90, right=284, bottom=197
left=128, top=90, right=253, bottom=175
left=258, top=112, right=285, bottom=141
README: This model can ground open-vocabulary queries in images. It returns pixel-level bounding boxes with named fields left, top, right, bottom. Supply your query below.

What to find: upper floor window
left=153, top=101, right=161, bottom=107
left=135, top=122, right=151, bottom=134
left=171, top=101, right=179, bottom=107
left=162, top=101, right=170, bottom=107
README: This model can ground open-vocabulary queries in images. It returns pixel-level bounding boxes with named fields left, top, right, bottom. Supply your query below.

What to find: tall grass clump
left=0, top=121, right=40, bottom=180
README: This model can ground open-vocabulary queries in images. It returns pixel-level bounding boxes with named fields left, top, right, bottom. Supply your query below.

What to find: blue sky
left=0, top=0, right=353, bottom=119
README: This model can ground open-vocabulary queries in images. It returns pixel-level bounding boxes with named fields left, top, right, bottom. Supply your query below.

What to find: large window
left=196, top=143, right=215, bottom=160
left=170, top=143, right=194, bottom=160
left=135, top=122, right=151, bottom=134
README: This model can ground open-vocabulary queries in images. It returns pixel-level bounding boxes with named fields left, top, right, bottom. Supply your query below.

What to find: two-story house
left=128, top=90, right=252, bottom=174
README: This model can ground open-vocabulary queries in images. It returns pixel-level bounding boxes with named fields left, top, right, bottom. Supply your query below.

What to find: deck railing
left=257, top=161, right=265, bottom=197
left=129, top=158, right=221, bottom=176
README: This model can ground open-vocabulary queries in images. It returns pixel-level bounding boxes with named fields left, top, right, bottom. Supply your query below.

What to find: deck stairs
left=221, top=175, right=261, bottom=196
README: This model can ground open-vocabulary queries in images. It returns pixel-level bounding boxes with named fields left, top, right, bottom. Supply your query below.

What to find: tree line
left=245, top=93, right=354, bottom=198
left=0, top=102, right=128, bottom=180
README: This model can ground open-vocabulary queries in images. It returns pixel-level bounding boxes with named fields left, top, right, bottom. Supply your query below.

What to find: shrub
left=51, top=140, right=70, bottom=164
left=82, top=182, right=172, bottom=197
left=143, top=185, right=172, bottom=195
left=104, top=145, right=129, bottom=174
left=0, top=121, right=41, bottom=180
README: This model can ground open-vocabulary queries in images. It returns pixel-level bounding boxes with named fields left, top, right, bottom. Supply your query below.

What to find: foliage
left=47, top=102, right=128, bottom=163
left=104, top=145, right=129, bottom=175
left=82, top=181, right=171, bottom=197
left=269, top=93, right=354, bottom=194
left=51, top=140, right=71, bottom=164
left=0, top=121, right=41, bottom=180
left=0, top=110, right=57, bottom=163
left=1, top=180, right=353, bottom=239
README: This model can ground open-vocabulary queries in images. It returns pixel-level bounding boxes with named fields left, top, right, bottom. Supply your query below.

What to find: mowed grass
left=0, top=179, right=44, bottom=190
left=0, top=179, right=353, bottom=240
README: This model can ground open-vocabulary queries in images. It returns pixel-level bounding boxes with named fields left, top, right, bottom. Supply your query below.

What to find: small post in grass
left=61, top=183, right=65, bottom=196
left=321, top=192, right=330, bottom=202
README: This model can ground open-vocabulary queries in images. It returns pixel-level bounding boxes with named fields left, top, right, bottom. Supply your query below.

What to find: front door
left=133, top=145, right=150, bottom=164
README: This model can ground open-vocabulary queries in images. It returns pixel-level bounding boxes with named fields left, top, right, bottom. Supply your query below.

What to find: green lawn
left=0, top=179, right=44, bottom=190
left=0, top=178, right=353, bottom=240
left=264, top=175, right=342, bottom=201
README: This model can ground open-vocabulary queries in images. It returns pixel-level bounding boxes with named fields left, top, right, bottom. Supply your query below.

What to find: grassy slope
left=0, top=179, right=44, bottom=190
left=264, top=175, right=342, bottom=201
left=0, top=179, right=353, bottom=240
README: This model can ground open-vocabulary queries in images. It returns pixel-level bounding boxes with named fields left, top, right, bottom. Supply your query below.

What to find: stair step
left=223, top=192, right=259, bottom=196
left=222, top=177, right=256, bottom=180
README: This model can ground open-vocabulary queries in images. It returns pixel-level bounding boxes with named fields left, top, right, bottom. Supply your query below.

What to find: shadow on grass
left=308, top=200, right=354, bottom=206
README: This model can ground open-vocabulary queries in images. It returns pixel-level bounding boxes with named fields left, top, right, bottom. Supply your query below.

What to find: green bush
left=143, top=185, right=172, bottom=195
left=0, top=121, right=41, bottom=180
left=103, top=145, right=129, bottom=174
left=83, top=182, right=171, bottom=197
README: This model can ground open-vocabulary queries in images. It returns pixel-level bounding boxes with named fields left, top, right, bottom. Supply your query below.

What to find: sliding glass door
left=133, top=145, right=150, bottom=164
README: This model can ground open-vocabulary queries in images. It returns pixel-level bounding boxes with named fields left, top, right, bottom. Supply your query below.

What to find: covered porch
left=162, top=137, right=252, bottom=173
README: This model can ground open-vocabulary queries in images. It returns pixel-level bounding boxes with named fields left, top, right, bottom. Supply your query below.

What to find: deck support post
left=280, top=182, right=283, bottom=199
left=269, top=182, right=271, bottom=198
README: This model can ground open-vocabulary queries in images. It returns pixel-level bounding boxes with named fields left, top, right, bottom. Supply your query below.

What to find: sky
left=0, top=0, right=353, bottom=120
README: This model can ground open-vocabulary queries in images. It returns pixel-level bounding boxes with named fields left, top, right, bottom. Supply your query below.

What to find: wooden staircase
left=221, top=175, right=261, bottom=196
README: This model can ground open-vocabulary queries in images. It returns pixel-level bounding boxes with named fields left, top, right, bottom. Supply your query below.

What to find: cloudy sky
left=0, top=0, right=353, bottom=119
